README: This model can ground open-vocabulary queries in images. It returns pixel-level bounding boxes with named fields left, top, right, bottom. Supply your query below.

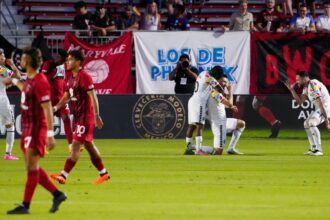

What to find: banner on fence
left=250, top=32, right=330, bottom=94
left=134, top=31, right=250, bottom=94
left=64, top=32, right=133, bottom=94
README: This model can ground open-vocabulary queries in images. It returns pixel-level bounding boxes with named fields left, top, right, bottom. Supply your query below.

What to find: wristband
left=12, top=78, right=18, bottom=86
left=53, top=106, right=58, bottom=112
left=47, top=130, right=54, bottom=137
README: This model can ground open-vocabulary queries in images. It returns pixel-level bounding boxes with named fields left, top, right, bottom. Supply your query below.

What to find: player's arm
left=53, top=92, right=70, bottom=113
left=227, top=84, right=234, bottom=105
left=87, top=89, right=104, bottom=129
left=6, top=59, right=22, bottom=79
left=41, top=101, right=55, bottom=151
left=2, top=77, right=24, bottom=91
left=315, top=97, right=330, bottom=130
left=284, top=80, right=307, bottom=105
left=211, top=90, right=238, bottom=112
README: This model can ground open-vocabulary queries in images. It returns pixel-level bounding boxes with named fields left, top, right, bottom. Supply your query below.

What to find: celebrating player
left=285, top=70, right=330, bottom=156
left=40, top=49, right=73, bottom=151
left=0, top=48, right=21, bottom=160
left=50, top=50, right=110, bottom=185
left=4, top=47, right=66, bottom=214
left=185, top=66, right=237, bottom=155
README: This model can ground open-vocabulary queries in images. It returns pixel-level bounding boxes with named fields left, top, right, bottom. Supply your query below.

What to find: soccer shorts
left=226, top=118, right=238, bottom=133
left=0, top=100, right=14, bottom=125
left=306, top=108, right=330, bottom=126
left=73, top=123, right=94, bottom=143
left=188, top=98, right=206, bottom=125
left=20, top=126, right=47, bottom=157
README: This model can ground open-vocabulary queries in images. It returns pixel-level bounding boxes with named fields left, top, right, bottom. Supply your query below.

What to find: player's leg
left=252, top=96, right=281, bottom=138
left=60, top=105, right=73, bottom=150
left=184, top=124, right=196, bottom=155
left=195, top=123, right=204, bottom=154
left=211, top=120, right=226, bottom=155
left=2, top=106, right=18, bottom=160
left=304, top=110, right=323, bottom=156
left=51, top=140, right=82, bottom=184
left=226, top=118, right=245, bottom=155
left=84, top=141, right=110, bottom=184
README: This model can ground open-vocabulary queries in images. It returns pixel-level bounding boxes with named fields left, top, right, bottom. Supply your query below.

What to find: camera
left=181, top=61, right=189, bottom=69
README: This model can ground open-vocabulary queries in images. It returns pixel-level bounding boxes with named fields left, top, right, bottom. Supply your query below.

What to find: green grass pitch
left=1, top=129, right=330, bottom=220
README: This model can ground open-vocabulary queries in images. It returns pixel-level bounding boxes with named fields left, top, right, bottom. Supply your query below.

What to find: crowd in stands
left=71, top=0, right=330, bottom=35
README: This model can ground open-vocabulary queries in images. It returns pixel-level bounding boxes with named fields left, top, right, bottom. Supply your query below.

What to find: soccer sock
left=62, top=158, right=77, bottom=177
left=5, top=126, right=15, bottom=155
left=258, top=106, right=277, bottom=126
left=23, top=170, right=39, bottom=206
left=38, top=168, right=57, bottom=193
left=91, top=156, right=106, bottom=174
left=195, top=136, right=202, bottom=152
left=186, top=137, right=192, bottom=145
left=63, top=117, right=73, bottom=145
left=310, top=126, right=322, bottom=151
left=200, top=146, right=215, bottom=155
left=229, top=127, right=245, bottom=149
left=305, top=128, right=316, bottom=149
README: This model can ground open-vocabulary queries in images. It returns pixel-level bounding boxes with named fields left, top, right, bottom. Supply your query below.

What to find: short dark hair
left=210, top=66, right=225, bottom=80
left=179, top=54, right=189, bottom=61
left=96, top=3, right=105, bottom=10
left=74, top=1, right=87, bottom=10
left=68, top=50, right=84, bottom=65
left=296, top=70, right=309, bottom=77
left=22, top=47, right=42, bottom=70
left=299, top=4, right=307, bottom=8
left=174, top=4, right=185, bottom=14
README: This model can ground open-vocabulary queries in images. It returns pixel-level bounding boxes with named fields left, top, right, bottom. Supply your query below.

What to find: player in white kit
left=285, top=71, right=330, bottom=156
left=185, top=66, right=237, bottom=155
left=0, top=48, right=21, bottom=160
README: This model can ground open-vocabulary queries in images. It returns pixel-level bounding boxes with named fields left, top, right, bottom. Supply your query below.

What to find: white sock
left=61, top=171, right=69, bottom=178
left=186, top=137, right=192, bottom=144
left=99, top=168, right=107, bottom=175
left=305, top=128, right=316, bottom=149
left=195, top=136, right=202, bottom=152
left=229, top=127, right=245, bottom=150
left=5, top=126, right=15, bottom=155
left=310, top=126, right=322, bottom=151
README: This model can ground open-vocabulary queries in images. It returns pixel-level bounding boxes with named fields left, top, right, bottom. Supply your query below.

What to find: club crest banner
left=64, top=32, right=133, bottom=94
left=134, top=31, right=250, bottom=94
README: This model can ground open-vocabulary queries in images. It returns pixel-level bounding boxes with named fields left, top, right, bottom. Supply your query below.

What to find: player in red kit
left=50, top=50, right=110, bottom=185
left=4, top=47, right=66, bottom=214
left=40, top=50, right=73, bottom=151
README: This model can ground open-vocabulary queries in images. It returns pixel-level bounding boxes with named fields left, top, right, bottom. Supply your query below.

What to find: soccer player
left=50, top=50, right=110, bottom=184
left=40, top=50, right=73, bottom=151
left=185, top=66, right=237, bottom=155
left=4, top=47, right=66, bottom=214
left=0, top=48, right=20, bottom=160
left=285, top=71, right=330, bottom=156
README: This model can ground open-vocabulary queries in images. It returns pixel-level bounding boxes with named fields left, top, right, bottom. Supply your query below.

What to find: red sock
left=38, top=168, right=56, bottom=193
left=91, top=157, right=105, bottom=171
left=23, top=170, right=39, bottom=204
left=258, top=106, right=277, bottom=126
left=64, top=158, right=77, bottom=173
left=63, top=117, right=73, bottom=145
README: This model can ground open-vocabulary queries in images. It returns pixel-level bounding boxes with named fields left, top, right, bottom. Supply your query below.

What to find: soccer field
left=1, top=129, right=330, bottom=220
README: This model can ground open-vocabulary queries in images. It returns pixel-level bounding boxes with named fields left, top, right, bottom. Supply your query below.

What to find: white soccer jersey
left=303, top=79, right=330, bottom=113
left=0, top=65, right=13, bottom=96
left=0, top=65, right=15, bottom=125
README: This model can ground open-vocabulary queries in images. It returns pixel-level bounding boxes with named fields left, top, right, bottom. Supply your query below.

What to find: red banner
left=250, top=32, right=330, bottom=95
left=63, top=32, right=133, bottom=94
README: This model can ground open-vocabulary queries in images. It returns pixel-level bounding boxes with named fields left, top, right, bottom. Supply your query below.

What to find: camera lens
left=182, top=61, right=189, bottom=68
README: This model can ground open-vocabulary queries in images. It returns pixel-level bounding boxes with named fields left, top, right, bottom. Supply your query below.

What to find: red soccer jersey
left=65, top=69, right=94, bottom=126
left=21, top=73, right=51, bottom=138
left=256, top=9, right=284, bottom=32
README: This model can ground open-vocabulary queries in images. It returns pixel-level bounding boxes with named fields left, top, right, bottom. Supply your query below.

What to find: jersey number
left=24, top=136, right=32, bottom=149
left=76, top=125, right=86, bottom=137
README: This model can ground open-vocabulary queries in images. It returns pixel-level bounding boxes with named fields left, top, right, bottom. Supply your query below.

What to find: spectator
left=169, top=54, right=198, bottom=94
left=90, top=4, right=116, bottom=36
left=73, top=1, right=92, bottom=32
left=228, top=0, right=254, bottom=31
left=116, top=5, right=140, bottom=31
left=289, top=4, right=315, bottom=33
left=256, top=0, right=284, bottom=32
left=278, top=0, right=293, bottom=16
left=165, top=4, right=190, bottom=30
left=316, top=1, right=330, bottom=33
left=143, top=1, right=161, bottom=30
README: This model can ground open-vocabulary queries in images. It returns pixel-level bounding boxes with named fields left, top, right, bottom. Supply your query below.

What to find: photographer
left=169, top=54, right=198, bottom=94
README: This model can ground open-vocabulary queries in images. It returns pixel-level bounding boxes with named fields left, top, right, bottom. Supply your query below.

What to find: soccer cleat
left=269, top=120, right=281, bottom=138
left=3, top=154, right=19, bottom=160
left=49, top=192, right=67, bottom=213
left=304, top=149, right=313, bottom=155
left=309, top=149, right=323, bottom=156
left=94, top=173, right=110, bottom=185
left=50, top=173, right=66, bottom=184
left=7, top=205, right=30, bottom=214
left=227, top=148, right=244, bottom=155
